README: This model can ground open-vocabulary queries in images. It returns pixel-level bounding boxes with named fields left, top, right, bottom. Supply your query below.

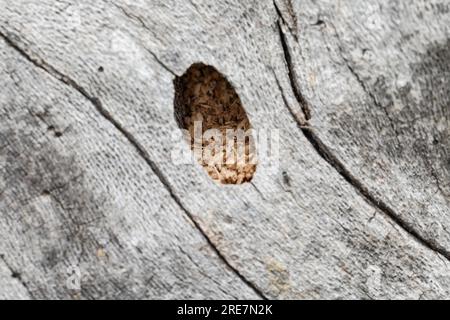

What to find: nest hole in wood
left=173, top=63, right=257, bottom=184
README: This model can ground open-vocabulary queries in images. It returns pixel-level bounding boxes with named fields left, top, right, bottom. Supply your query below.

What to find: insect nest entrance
left=174, top=63, right=257, bottom=184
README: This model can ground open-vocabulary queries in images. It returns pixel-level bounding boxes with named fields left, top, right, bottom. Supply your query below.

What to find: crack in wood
left=176, top=245, right=239, bottom=299
left=273, top=0, right=299, bottom=42
left=321, top=21, right=403, bottom=144
left=112, top=3, right=177, bottom=76
left=143, top=47, right=177, bottom=76
left=273, top=21, right=450, bottom=262
left=0, top=30, right=267, bottom=300
left=276, top=20, right=311, bottom=120
left=250, top=182, right=267, bottom=201
left=0, top=254, right=33, bottom=298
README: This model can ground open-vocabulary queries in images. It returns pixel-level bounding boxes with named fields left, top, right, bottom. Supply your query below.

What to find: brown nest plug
left=174, top=63, right=257, bottom=184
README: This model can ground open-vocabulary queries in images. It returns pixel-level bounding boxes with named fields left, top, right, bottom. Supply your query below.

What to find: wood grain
left=0, top=0, right=448, bottom=299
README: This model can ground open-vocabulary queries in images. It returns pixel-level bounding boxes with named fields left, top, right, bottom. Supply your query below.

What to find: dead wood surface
left=0, top=0, right=449, bottom=299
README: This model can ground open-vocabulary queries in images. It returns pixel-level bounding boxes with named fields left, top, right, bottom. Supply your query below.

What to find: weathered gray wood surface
left=0, top=0, right=448, bottom=299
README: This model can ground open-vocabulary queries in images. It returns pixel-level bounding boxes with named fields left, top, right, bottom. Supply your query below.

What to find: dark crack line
left=273, top=22, right=450, bottom=262
left=275, top=19, right=311, bottom=120
left=0, top=31, right=267, bottom=300
left=177, top=245, right=240, bottom=299
left=0, top=254, right=33, bottom=298
left=250, top=182, right=267, bottom=201
left=323, top=21, right=402, bottom=143
left=273, top=1, right=290, bottom=34
left=345, top=61, right=401, bottom=143
left=273, top=0, right=299, bottom=42
left=112, top=3, right=177, bottom=77
left=143, top=47, right=177, bottom=77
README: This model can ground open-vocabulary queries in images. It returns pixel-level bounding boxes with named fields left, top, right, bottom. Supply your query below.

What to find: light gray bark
left=0, top=0, right=448, bottom=299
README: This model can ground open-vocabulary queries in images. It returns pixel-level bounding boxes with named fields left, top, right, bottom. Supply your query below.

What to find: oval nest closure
left=174, top=63, right=257, bottom=184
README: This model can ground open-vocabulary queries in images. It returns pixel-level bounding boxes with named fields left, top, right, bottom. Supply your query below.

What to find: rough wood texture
left=0, top=0, right=448, bottom=299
